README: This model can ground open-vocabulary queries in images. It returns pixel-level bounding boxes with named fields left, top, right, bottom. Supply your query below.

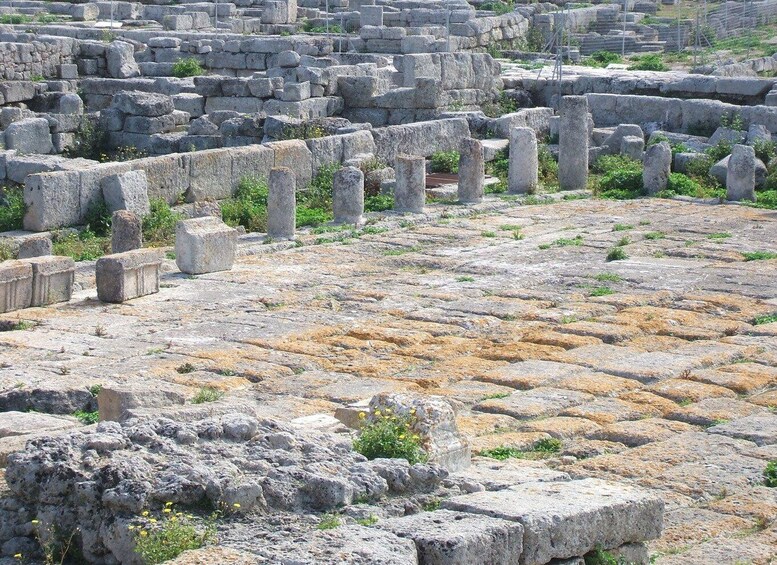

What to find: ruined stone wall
left=0, top=34, right=78, bottom=80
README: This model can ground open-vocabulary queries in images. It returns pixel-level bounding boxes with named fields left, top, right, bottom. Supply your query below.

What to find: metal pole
left=326, top=0, right=329, bottom=36
left=214, top=0, right=219, bottom=29
left=110, top=0, right=114, bottom=29
left=677, top=15, right=681, bottom=53
left=446, top=8, right=451, bottom=52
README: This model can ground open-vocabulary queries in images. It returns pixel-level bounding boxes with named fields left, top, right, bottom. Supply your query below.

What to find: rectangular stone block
left=187, top=149, right=234, bottom=201
left=380, top=510, right=523, bottom=565
left=96, top=249, right=163, bottom=303
left=21, top=256, right=75, bottom=307
left=442, top=478, right=663, bottom=565
left=0, top=260, right=33, bottom=314
left=175, top=217, right=237, bottom=275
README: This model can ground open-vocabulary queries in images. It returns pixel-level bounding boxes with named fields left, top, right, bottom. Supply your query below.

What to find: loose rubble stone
left=726, top=144, right=756, bottom=202
left=642, top=141, right=672, bottom=196
left=101, top=170, right=151, bottom=216
left=16, top=236, right=52, bottom=259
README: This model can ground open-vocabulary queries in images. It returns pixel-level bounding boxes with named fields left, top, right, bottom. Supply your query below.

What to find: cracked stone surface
left=2, top=196, right=777, bottom=563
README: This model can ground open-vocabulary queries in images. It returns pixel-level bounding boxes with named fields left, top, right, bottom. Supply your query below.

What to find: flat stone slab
left=706, top=413, right=777, bottom=446
left=0, top=411, right=78, bottom=438
left=442, top=478, right=663, bottom=565
left=451, top=459, right=570, bottom=491
left=380, top=509, right=524, bottom=565
left=474, top=387, right=595, bottom=420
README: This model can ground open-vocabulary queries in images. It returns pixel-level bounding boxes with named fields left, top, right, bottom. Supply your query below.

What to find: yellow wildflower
left=31, top=519, right=39, bottom=525
left=233, top=503, right=241, bottom=508
left=140, top=531, right=148, bottom=538
left=358, top=412, right=366, bottom=419
left=14, top=554, right=22, bottom=559
left=409, top=409, right=416, bottom=415
left=374, top=409, right=381, bottom=416
left=128, top=525, right=135, bottom=531
left=170, top=516, right=177, bottom=522
left=149, top=519, right=157, bottom=524
left=385, top=408, right=392, bottom=414
left=398, top=434, right=405, bottom=439
left=163, top=508, right=171, bottom=513
left=165, top=502, right=173, bottom=507
left=141, top=511, right=149, bottom=517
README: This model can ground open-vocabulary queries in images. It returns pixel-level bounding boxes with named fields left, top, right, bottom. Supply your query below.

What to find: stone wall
left=0, top=34, right=78, bottom=80
left=586, top=93, right=777, bottom=134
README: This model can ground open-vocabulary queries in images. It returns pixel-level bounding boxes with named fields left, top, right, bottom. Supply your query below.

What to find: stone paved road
left=2, top=196, right=777, bottom=563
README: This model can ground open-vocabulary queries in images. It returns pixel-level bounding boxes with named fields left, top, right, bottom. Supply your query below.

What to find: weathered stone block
left=175, top=217, right=237, bottom=275
left=0, top=261, right=33, bottom=314
left=442, top=478, right=663, bottom=565
left=394, top=154, right=425, bottom=213
left=267, top=167, right=296, bottom=240
left=113, top=91, right=174, bottom=117
left=111, top=210, right=143, bottom=254
left=380, top=510, right=523, bottom=565
left=97, top=384, right=187, bottom=422
left=106, top=41, right=140, bottom=79
left=96, top=249, right=163, bottom=303
left=642, top=141, right=671, bottom=196
left=726, top=144, right=756, bottom=202
left=5, top=119, right=53, bottom=155
left=17, top=236, right=52, bottom=259
left=101, top=170, right=151, bottom=216
left=21, top=256, right=75, bottom=307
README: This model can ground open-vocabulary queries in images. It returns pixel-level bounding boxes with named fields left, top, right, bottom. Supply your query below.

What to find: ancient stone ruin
left=1, top=0, right=777, bottom=563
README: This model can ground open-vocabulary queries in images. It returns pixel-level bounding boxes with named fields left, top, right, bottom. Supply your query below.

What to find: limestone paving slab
left=442, top=478, right=663, bottom=565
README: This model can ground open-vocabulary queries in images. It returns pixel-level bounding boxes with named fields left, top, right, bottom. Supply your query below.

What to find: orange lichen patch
left=680, top=292, right=777, bottom=321
left=647, top=378, right=737, bottom=403
left=476, top=342, right=566, bottom=363
left=555, top=321, right=644, bottom=344
left=346, top=326, right=433, bottom=346
left=470, top=432, right=552, bottom=453
left=455, top=412, right=524, bottom=437
left=573, top=452, right=671, bottom=481
left=520, top=328, right=603, bottom=350
left=382, top=317, right=468, bottom=337
left=655, top=508, right=754, bottom=552
left=319, top=335, right=400, bottom=354
left=705, top=487, right=777, bottom=522
left=682, top=363, right=777, bottom=395
left=614, top=306, right=745, bottom=341
left=517, top=416, right=602, bottom=439
left=615, top=391, right=682, bottom=417
left=562, top=398, right=659, bottom=425
left=411, top=355, right=510, bottom=384
left=588, top=418, right=697, bottom=447
left=622, top=335, right=690, bottom=352
left=747, top=389, right=777, bottom=408
left=553, top=373, right=641, bottom=396
left=399, top=336, right=492, bottom=361
left=585, top=290, right=674, bottom=310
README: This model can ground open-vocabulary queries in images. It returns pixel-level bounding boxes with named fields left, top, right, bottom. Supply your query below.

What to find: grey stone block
left=101, top=170, right=151, bottom=216
left=17, top=236, right=52, bottom=259
left=380, top=510, right=523, bottom=565
left=394, top=154, right=425, bottom=213
left=97, top=384, right=187, bottom=422
left=113, top=91, right=174, bottom=117
left=106, top=41, right=140, bottom=79
left=726, top=144, right=756, bottom=202
left=23, top=170, right=82, bottom=231
left=96, top=249, right=163, bottom=303
left=442, top=478, right=664, bottom=565
left=642, top=141, right=671, bottom=195
left=267, top=167, right=296, bottom=240
left=175, top=217, right=237, bottom=275
left=20, top=255, right=75, bottom=307
left=0, top=260, right=33, bottom=314
left=58, top=64, right=79, bottom=80
left=282, top=81, right=311, bottom=102
left=333, top=166, right=364, bottom=225
left=5, top=119, right=53, bottom=155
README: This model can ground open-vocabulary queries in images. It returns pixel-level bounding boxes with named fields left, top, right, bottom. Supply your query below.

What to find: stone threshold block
left=0, top=260, right=33, bottom=314
left=96, top=249, right=163, bottom=303
left=442, top=478, right=663, bottom=565
left=379, top=509, right=524, bottom=565
left=175, top=217, right=237, bottom=275
left=21, top=255, right=75, bottom=307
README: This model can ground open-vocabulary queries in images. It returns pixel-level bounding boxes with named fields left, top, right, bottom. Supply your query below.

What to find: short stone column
left=267, top=167, right=296, bottom=240
left=457, top=138, right=484, bottom=204
left=558, top=95, right=589, bottom=191
left=333, top=166, right=365, bottom=225
left=175, top=217, right=237, bottom=275
left=642, top=141, right=671, bottom=195
left=508, top=127, right=538, bottom=195
left=0, top=260, right=33, bottom=314
left=96, top=249, right=163, bottom=303
left=111, top=210, right=143, bottom=254
left=727, top=144, right=756, bottom=202
left=21, top=256, right=75, bottom=307
left=394, top=154, right=425, bottom=213
left=621, top=136, right=645, bottom=161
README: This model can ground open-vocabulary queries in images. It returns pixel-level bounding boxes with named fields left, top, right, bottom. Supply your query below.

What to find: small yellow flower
left=374, top=409, right=381, bottom=416
left=163, top=508, right=171, bottom=513
left=31, top=519, right=39, bottom=524
left=170, top=516, right=177, bottom=522
left=409, top=409, right=416, bottom=415
left=128, top=525, right=135, bottom=531
left=413, top=435, right=420, bottom=440
left=140, top=531, right=148, bottom=538
left=14, top=554, right=22, bottom=560
left=176, top=512, right=183, bottom=516
left=358, top=412, right=366, bottom=419
left=385, top=408, right=392, bottom=414
left=149, top=519, right=157, bottom=524
left=232, top=503, right=241, bottom=508
left=398, top=434, right=405, bottom=439
left=165, top=502, right=173, bottom=507
left=141, top=511, right=149, bottom=517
